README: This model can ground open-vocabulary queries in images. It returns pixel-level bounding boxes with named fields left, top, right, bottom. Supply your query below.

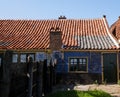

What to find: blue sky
left=0, top=0, right=120, bottom=26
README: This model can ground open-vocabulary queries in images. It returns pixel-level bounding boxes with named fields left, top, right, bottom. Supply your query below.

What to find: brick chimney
left=50, top=27, right=62, bottom=51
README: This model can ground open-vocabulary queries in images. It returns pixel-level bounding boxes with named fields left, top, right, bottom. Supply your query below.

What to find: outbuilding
left=0, top=16, right=119, bottom=86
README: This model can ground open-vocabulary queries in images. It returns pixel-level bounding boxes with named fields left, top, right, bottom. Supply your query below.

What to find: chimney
left=103, top=15, right=106, bottom=18
left=50, top=27, right=62, bottom=51
left=58, top=16, right=66, bottom=19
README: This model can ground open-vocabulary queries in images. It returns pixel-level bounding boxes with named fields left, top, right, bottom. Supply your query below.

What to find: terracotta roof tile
left=110, top=17, right=120, bottom=43
left=0, top=18, right=119, bottom=50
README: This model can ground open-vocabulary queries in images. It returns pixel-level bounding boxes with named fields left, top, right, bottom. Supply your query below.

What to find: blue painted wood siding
left=89, top=52, right=101, bottom=73
left=56, top=51, right=101, bottom=73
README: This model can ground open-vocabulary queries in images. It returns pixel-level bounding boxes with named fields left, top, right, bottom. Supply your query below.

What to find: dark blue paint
left=89, top=52, right=101, bottom=73
left=56, top=51, right=102, bottom=73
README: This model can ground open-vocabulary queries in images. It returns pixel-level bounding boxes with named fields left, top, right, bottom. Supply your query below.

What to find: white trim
left=103, top=18, right=119, bottom=48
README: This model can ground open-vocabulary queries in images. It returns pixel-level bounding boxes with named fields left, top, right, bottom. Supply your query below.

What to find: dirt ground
left=53, top=84, right=120, bottom=97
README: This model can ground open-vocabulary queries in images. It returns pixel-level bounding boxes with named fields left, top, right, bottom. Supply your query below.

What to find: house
left=0, top=15, right=120, bottom=86
left=110, top=16, right=120, bottom=83
left=110, top=16, right=120, bottom=43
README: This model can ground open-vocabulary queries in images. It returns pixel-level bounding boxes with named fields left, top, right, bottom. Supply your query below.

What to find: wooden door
left=103, top=53, right=117, bottom=83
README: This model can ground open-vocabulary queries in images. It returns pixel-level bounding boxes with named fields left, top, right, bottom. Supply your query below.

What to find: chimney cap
left=50, top=27, right=61, bottom=32
left=50, top=27, right=55, bottom=32
left=58, top=16, right=66, bottom=19
left=103, top=15, right=106, bottom=18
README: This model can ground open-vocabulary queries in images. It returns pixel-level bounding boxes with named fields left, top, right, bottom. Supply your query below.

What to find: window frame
left=69, top=57, right=88, bottom=73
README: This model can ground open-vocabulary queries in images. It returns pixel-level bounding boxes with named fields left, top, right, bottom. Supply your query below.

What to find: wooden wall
left=56, top=51, right=102, bottom=84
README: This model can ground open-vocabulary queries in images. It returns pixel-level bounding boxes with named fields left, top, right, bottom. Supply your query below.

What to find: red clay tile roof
left=0, top=17, right=119, bottom=50
left=110, top=17, right=120, bottom=42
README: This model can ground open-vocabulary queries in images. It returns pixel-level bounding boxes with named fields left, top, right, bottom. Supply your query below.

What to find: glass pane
left=12, top=54, right=18, bottom=63
left=70, top=59, right=74, bottom=64
left=70, top=65, right=74, bottom=71
left=20, top=54, right=26, bottom=63
left=83, top=58, right=86, bottom=64
left=83, top=59, right=86, bottom=62
left=79, top=58, right=82, bottom=64
left=70, top=59, right=74, bottom=63
left=81, top=66, right=86, bottom=71
left=74, top=59, right=77, bottom=64
left=78, top=58, right=87, bottom=71
left=79, top=59, right=82, bottom=62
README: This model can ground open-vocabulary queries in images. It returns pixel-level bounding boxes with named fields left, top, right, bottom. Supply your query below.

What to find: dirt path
left=74, top=84, right=120, bottom=97
left=53, top=84, right=120, bottom=97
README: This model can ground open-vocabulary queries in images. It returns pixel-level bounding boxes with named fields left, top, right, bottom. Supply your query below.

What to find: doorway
left=103, top=53, right=117, bottom=83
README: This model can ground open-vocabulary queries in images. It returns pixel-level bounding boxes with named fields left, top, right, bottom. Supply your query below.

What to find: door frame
left=101, top=52, right=119, bottom=83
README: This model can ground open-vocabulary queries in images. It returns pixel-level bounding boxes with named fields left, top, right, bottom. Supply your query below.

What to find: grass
left=45, top=90, right=112, bottom=97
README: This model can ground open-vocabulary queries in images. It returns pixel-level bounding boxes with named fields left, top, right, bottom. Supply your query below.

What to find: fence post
left=43, top=59, right=47, bottom=95
left=50, top=60, right=53, bottom=92
left=27, top=56, right=33, bottom=97
left=36, top=61, right=43, bottom=97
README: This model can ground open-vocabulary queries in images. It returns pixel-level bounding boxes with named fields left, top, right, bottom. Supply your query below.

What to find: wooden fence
left=0, top=50, right=56, bottom=97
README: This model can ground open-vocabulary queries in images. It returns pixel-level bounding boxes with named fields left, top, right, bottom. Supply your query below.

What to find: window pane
left=79, top=59, right=82, bottom=62
left=20, top=54, right=26, bottom=63
left=79, top=59, right=82, bottom=64
left=83, top=59, right=86, bottom=64
left=70, top=65, right=74, bottom=71
left=74, top=59, right=77, bottom=64
left=70, top=59, right=74, bottom=63
left=12, top=54, right=18, bottom=63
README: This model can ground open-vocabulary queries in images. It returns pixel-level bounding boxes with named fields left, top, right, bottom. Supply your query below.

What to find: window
left=20, top=53, right=35, bottom=63
left=12, top=54, right=18, bottom=63
left=20, top=54, right=26, bottom=63
left=69, top=57, right=87, bottom=72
